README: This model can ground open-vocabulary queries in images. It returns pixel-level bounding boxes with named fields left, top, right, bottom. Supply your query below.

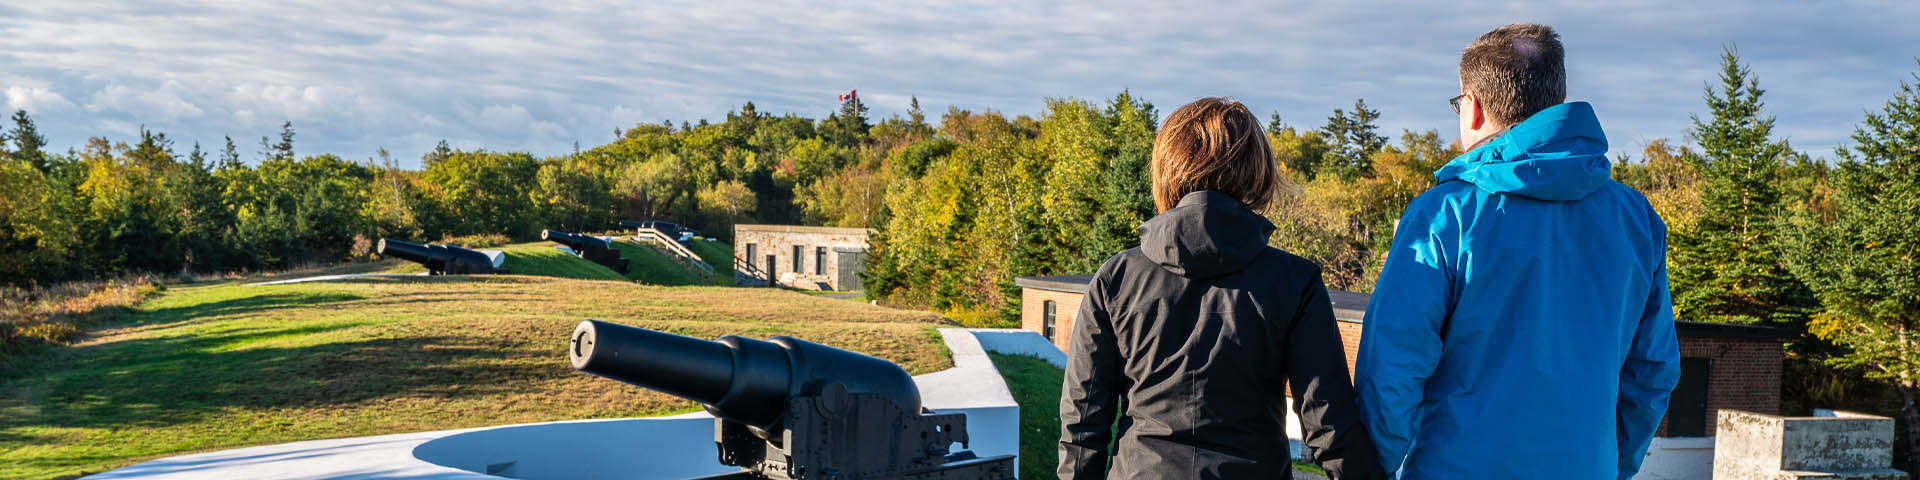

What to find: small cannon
left=541, top=229, right=631, bottom=274
left=376, top=238, right=505, bottom=275
left=568, top=320, right=1015, bottom=480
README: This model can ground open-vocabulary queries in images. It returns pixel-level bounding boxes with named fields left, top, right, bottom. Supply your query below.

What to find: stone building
left=1014, top=273, right=1791, bottom=479
left=732, top=224, right=869, bottom=291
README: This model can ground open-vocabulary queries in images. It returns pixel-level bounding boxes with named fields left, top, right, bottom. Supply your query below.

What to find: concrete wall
left=732, top=225, right=868, bottom=291
left=1712, top=409, right=1907, bottom=480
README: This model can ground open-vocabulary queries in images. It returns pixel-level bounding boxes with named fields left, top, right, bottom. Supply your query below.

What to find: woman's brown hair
left=1151, top=97, right=1277, bottom=212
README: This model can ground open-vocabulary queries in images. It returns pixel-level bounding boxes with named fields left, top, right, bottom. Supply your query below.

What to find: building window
left=815, top=247, right=826, bottom=275
left=1042, top=300, right=1057, bottom=340
left=744, top=243, right=756, bottom=269
left=792, top=245, right=803, bottom=272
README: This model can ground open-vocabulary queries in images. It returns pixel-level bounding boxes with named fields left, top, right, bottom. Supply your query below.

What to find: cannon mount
left=568, top=320, right=1014, bottom=480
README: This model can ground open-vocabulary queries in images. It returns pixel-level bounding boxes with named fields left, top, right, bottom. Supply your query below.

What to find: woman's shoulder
left=1252, top=245, right=1323, bottom=279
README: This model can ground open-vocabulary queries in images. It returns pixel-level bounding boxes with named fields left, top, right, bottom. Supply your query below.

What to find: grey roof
left=1014, top=274, right=1095, bottom=294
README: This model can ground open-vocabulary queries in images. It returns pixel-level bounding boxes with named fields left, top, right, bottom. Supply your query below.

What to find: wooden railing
left=629, top=228, right=715, bottom=277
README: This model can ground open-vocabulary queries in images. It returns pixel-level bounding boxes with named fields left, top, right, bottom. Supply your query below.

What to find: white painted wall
left=1637, top=437, right=1714, bottom=480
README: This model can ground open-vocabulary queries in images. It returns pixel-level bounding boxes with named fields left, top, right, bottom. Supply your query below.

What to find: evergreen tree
left=178, top=142, right=235, bottom=272
left=10, top=110, right=48, bottom=172
left=1669, top=46, right=1817, bottom=327
left=823, top=96, right=871, bottom=146
left=1320, top=98, right=1386, bottom=178
left=1780, top=63, right=1920, bottom=469
left=909, top=96, right=927, bottom=127
left=423, top=139, right=453, bottom=167
left=274, top=121, right=295, bottom=160
left=220, top=136, right=242, bottom=170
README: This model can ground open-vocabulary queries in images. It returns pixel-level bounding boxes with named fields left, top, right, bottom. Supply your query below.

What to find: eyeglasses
left=1449, top=93, right=1469, bottom=114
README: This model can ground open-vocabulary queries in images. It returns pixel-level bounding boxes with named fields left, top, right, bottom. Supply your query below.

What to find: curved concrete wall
left=86, top=329, right=1021, bottom=480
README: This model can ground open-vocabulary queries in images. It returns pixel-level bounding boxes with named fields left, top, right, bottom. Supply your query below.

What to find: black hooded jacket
left=1057, top=191, right=1379, bottom=480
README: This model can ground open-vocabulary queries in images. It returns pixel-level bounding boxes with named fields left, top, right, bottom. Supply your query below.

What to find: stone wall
left=1713, top=409, right=1907, bottom=479
left=732, top=225, right=869, bottom=291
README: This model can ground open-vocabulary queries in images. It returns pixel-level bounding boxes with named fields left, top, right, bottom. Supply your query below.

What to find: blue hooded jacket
left=1354, top=102, right=1682, bottom=479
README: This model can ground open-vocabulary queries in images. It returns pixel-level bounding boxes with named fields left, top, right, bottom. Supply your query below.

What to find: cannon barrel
left=376, top=238, right=500, bottom=275
left=541, top=229, right=608, bottom=250
left=376, top=238, right=433, bottom=264
left=568, top=319, right=920, bottom=429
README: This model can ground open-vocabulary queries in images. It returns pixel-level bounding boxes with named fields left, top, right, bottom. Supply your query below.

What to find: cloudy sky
left=3, top=1, right=1916, bottom=168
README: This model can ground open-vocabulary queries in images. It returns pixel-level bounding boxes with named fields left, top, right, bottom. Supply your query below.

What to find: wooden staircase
left=627, top=227, right=715, bottom=277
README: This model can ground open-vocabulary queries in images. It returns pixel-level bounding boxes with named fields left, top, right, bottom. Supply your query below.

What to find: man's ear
left=1469, top=95, right=1487, bottom=131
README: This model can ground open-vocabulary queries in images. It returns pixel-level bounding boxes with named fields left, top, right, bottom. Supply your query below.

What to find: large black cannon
left=376, top=238, right=505, bottom=275
left=541, top=229, right=631, bottom=274
left=568, top=320, right=1015, bottom=480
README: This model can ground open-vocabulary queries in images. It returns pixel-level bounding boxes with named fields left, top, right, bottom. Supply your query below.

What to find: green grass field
left=0, top=266, right=953, bottom=480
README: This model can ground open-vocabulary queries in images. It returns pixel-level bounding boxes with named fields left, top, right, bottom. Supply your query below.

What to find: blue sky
left=3, top=1, right=1915, bottom=168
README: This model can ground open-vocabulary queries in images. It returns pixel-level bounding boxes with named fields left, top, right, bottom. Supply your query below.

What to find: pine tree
left=220, top=136, right=242, bottom=170
left=909, top=97, right=926, bottom=127
left=1669, top=46, right=1817, bottom=327
left=1780, top=62, right=1920, bottom=470
left=423, top=139, right=453, bottom=167
left=10, top=110, right=48, bottom=172
left=1320, top=98, right=1385, bottom=178
left=274, top=121, right=295, bottom=160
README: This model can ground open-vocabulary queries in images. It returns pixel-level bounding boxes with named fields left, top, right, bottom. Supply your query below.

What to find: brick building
left=733, top=225, right=869, bottom=291
left=1014, top=274, right=1788, bottom=440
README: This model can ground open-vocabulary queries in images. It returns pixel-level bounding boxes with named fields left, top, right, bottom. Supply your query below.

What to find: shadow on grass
left=136, top=292, right=366, bottom=324
left=2, top=317, right=545, bottom=436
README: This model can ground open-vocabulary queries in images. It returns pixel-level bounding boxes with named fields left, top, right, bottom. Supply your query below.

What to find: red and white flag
left=837, top=89, right=857, bottom=102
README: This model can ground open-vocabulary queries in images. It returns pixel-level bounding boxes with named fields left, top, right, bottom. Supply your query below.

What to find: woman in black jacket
left=1057, top=97, right=1378, bottom=480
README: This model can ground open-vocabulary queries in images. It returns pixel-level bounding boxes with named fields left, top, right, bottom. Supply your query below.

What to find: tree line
left=2, top=50, right=1918, bottom=448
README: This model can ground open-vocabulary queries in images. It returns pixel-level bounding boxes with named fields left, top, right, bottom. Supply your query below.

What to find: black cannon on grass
left=376, top=238, right=506, bottom=275
left=568, top=320, right=1015, bottom=480
left=542, top=229, right=631, bottom=274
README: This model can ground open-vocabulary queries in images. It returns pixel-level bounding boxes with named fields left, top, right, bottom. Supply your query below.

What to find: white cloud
left=86, top=83, right=205, bottom=120
left=4, top=84, right=74, bottom=113
left=0, top=0, right=1914, bottom=165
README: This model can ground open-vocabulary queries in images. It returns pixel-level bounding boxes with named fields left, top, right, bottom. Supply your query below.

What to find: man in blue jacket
left=1354, top=24, right=1682, bottom=479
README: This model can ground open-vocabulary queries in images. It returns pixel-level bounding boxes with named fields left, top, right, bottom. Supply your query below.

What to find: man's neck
left=1464, top=124, right=1514, bottom=152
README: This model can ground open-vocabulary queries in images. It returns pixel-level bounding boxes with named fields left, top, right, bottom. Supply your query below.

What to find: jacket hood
left=1434, top=101, right=1613, bottom=201
left=1138, top=191, right=1275, bottom=279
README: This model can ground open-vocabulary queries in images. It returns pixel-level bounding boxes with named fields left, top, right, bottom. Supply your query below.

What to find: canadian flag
left=837, top=89, right=858, bottom=103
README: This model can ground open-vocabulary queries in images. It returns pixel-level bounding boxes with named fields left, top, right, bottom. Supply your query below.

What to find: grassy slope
left=611, top=241, right=715, bottom=286
left=988, top=353, right=1066, bottom=480
left=684, top=237, right=736, bottom=283
left=496, top=245, right=627, bottom=281
left=0, top=268, right=952, bottom=480
left=988, top=353, right=1327, bottom=480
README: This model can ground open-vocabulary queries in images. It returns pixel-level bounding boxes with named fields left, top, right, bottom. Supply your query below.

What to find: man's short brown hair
left=1151, top=97, right=1277, bottom=212
left=1461, top=23, right=1566, bottom=125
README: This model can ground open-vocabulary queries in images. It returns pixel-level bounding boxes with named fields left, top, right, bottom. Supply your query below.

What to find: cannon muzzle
left=541, top=229, right=608, bottom=250
left=569, top=319, right=919, bottom=429
left=377, top=238, right=503, bottom=275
